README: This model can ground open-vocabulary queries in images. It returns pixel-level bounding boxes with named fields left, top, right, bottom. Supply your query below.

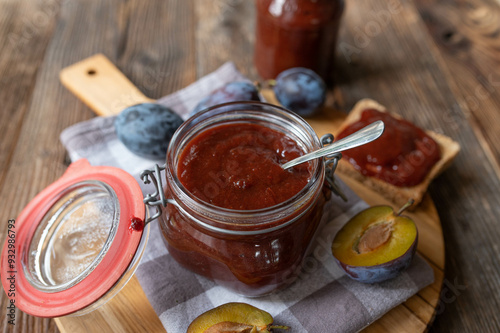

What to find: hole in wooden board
left=87, top=69, right=97, bottom=75
left=443, top=31, right=455, bottom=40
left=442, top=30, right=463, bottom=44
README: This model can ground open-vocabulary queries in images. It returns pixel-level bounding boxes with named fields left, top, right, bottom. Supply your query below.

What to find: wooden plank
left=0, top=0, right=59, bottom=234
left=414, top=0, right=500, bottom=175
left=0, top=1, right=62, bottom=332
left=194, top=0, right=258, bottom=78
left=113, top=0, right=196, bottom=95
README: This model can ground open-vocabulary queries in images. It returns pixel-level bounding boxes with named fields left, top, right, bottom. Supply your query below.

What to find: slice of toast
left=333, top=99, right=461, bottom=208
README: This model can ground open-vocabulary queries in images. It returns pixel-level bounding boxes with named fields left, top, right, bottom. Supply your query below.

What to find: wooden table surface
left=1, top=0, right=499, bottom=332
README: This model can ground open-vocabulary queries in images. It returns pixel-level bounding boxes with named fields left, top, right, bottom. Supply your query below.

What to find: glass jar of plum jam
left=158, top=102, right=335, bottom=296
left=254, top=0, right=345, bottom=80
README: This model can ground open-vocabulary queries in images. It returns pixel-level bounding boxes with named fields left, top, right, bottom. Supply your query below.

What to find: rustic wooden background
left=1, top=0, right=500, bottom=332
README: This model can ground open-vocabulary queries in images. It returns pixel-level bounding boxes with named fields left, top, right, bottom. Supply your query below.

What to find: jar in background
left=254, top=0, right=345, bottom=80
left=159, top=102, right=332, bottom=296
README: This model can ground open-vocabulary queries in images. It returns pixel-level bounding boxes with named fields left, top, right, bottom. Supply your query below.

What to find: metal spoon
left=281, top=120, right=385, bottom=169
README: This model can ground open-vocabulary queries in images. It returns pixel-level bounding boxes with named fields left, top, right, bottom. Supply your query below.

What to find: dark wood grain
left=1, top=0, right=500, bottom=332
left=115, top=0, right=197, bottom=99
left=0, top=1, right=62, bottom=332
left=415, top=0, right=500, bottom=178
left=0, top=0, right=59, bottom=217
left=194, top=0, right=258, bottom=78
left=412, top=1, right=500, bottom=331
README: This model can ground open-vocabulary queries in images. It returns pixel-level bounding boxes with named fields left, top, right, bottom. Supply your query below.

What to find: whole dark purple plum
left=190, top=81, right=261, bottom=116
left=273, top=67, right=326, bottom=117
left=115, top=103, right=183, bottom=160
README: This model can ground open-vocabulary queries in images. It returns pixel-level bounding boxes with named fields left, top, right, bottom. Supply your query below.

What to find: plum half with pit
left=114, top=103, right=183, bottom=160
left=331, top=200, right=418, bottom=283
left=187, top=302, right=289, bottom=333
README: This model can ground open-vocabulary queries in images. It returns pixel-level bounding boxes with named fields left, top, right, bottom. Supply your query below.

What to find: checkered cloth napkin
left=60, top=62, right=434, bottom=333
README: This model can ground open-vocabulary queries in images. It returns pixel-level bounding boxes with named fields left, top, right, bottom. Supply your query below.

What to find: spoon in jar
left=281, top=120, right=385, bottom=169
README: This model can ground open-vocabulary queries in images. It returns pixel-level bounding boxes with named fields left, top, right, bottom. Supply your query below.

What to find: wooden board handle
left=59, top=54, right=154, bottom=116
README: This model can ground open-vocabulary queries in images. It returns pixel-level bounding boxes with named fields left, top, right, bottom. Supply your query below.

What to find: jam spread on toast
left=336, top=109, right=441, bottom=187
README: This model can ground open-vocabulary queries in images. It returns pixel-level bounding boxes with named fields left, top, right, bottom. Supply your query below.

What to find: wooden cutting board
left=55, top=54, right=444, bottom=333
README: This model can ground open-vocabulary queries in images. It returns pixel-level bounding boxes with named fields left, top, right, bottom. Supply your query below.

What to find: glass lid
left=0, top=159, right=146, bottom=317
left=26, top=181, right=119, bottom=293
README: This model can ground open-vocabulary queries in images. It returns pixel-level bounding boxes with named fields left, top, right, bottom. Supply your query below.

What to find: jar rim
left=165, top=101, right=325, bottom=231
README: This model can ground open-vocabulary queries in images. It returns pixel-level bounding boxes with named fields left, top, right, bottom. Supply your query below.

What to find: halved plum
left=187, top=302, right=289, bottom=333
left=332, top=200, right=418, bottom=283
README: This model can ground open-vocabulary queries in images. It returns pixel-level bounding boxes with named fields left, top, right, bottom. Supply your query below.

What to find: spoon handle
left=281, top=120, right=385, bottom=170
